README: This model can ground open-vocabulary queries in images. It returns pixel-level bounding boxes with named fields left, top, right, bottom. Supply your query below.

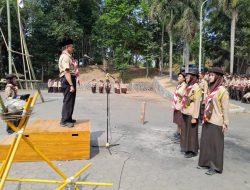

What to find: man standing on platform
left=58, top=38, right=76, bottom=128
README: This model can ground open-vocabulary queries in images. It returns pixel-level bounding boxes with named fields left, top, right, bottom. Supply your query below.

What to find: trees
left=175, top=0, right=199, bottom=72
left=0, top=0, right=249, bottom=80
left=92, top=0, right=153, bottom=79
left=218, top=0, right=240, bottom=74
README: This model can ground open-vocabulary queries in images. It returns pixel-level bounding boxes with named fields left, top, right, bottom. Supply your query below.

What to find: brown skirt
left=180, top=114, right=199, bottom=153
left=173, top=110, right=185, bottom=126
left=198, top=122, right=224, bottom=173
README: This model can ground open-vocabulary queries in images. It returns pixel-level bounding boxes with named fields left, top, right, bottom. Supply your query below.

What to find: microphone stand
left=83, top=55, right=120, bottom=149
left=92, top=72, right=119, bottom=149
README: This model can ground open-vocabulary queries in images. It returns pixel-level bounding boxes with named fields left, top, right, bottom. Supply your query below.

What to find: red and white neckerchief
left=62, top=52, right=80, bottom=86
left=181, top=85, right=193, bottom=111
left=72, top=59, right=80, bottom=86
left=203, top=86, right=223, bottom=123
left=172, top=84, right=181, bottom=110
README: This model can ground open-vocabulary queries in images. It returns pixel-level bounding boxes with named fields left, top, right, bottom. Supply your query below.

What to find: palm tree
left=150, top=0, right=168, bottom=75
left=150, top=0, right=180, bottom=79
left=175, top=1, right=199, bottom=72
left=218, top=0, right=239, bottom=74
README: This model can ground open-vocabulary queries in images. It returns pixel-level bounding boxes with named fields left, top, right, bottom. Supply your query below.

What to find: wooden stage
left=0, top=120, right=91, bottom=162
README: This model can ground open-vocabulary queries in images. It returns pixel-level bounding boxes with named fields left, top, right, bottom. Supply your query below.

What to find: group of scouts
left=90, top=79, right=128, bottom=94
left=172, top=67, right=229, bottom=175
left=224, top=74, right=250, bottom=103
left=47, top=79, right=62, bottom=93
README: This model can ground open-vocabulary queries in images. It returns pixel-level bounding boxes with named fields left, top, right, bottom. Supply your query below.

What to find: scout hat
left=5, top=74, right=16, bottom=79
left=209, top=67, right=224, bottom=76
left=186, top=68, right=199, bottom=77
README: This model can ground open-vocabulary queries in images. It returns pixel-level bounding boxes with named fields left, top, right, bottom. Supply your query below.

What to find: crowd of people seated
left=47, top=79, right=62, bottom=93
left=224, top=74, right=250, bottom=103
left=90, top=79, right=128, bottom=94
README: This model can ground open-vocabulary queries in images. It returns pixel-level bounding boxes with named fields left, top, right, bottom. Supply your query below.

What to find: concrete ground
left=0, top=90, right=250, bottom=190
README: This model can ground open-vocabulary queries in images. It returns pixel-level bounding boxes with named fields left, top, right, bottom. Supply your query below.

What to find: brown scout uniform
left=199, top=86, right=229, bottom=173
left=181, top=83, right=202, bottom=154
left=173, top=82, right=186, bottom=127
left=5, top=84, right=18, bottom=99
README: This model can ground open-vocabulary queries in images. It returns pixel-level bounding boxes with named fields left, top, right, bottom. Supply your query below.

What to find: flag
left=18, top=0, right=24, bottom=8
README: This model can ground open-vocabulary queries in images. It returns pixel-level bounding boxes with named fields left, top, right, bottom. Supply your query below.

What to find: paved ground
left=0, top=90, right=250, bottom=190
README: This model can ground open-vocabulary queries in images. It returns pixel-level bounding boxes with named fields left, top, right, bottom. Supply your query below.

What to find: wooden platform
left=0, top=120, right=91, bottom=162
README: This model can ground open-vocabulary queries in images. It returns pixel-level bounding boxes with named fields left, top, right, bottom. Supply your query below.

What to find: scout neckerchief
left=172, top=83, right=182, bottom=110
left=203, top=86, right=223, bottom=123
left=62, top=52, right=80, bottom=86
left=72, top=59, right=80, bottom=86
left=181, top=84, right=194, bottom=111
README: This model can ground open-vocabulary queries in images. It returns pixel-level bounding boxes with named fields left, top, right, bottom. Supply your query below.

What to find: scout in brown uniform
left=91, top=79, right=97, bottom=93
left=5, top=74, right=18, bottom=134
left=58, top=80, right=62, bottom=93
left=199, top=71, right=208, bottom=122
left=58, top=38, right=76, bottom=128
left=99, top=80, right=104, bottom=93
left=181, top=69, right=202, bottom=158
left=114, top=81, right=121, bottom=94
left=120, top=82, right=128, bottom=94
left=105, top=79, right=111, bottom=94
left=198, top=67, right=229, bottom=175
left=53, top=80, right=58, bottom=93
left=48, top=79, right=53, bottom=93
left=5, top=74, right=18, bottom=99
left=172, top=72, right=186, bottom=142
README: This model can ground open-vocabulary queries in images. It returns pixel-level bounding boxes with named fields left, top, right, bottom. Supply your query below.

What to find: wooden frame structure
left=0, top=92, right=113, bottom=190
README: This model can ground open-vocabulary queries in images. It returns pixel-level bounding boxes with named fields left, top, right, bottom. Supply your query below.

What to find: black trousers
left=61, top=76, right=76, bottom=123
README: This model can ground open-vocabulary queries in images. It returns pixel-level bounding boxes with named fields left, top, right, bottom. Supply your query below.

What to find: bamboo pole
left=16, top=0, right=28, bottom=89
left=5, top=178, right=113, bottom=186
left=6, top=178, right=64, bottom=184
left=21, top=32, right=44, bottom=102
left=12, top=60, right=23, bottom=89
left=140, top=102, right=146, bottom=125
left=0, top=27, right=32, bottom=57
left=0, top=133, right=23, bottom=189
left=0, top=138, right=17, bottom=178
left=57, top=163, right=92, bottom=190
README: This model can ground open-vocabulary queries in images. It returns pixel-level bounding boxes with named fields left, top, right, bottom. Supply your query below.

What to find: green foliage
left=0, top=0, right=250, bottom=80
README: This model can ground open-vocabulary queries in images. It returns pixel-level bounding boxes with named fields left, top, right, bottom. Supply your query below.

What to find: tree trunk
left=155, top=58, right=159, bottom=69
left=184, top=40, right=190, bottom=73
left=168, top=10, right=173, bottom=80
left=0, top=42, right=3, bottom=78
left=230, top=9, right=237, bottom=74
left=169, top=30, right=173, bottom=80
left=160, top=23, right=164, bottom=75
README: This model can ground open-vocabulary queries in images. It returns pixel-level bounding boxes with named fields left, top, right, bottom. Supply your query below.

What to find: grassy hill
left=79, top=65, right=159, bottom=83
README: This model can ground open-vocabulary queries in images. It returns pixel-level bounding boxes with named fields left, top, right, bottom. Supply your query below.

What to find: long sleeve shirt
left=182, top=83, right=202, bottom=119
left=207, top=86, right=229, bottom=127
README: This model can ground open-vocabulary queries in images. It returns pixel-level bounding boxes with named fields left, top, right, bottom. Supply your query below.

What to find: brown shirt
left=182, top=83, right=202, bottom=119
left=174, top=82, right=187, bottom=111
left=58, top=51, right=76, bottom=77
left=207, top=86, right=229, bottom=127
left=5, top=84, right=18, bottom=99
left=199, top=78, right=208, bottom=100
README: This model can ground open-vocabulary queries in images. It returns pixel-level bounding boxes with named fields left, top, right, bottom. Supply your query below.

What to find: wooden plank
left=0, top=120, right=91, bottom=162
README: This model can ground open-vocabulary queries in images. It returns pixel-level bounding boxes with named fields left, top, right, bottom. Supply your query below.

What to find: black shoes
left=60, top=122, right=74, bottom=128
left=197, top=166, right=208, bottom=170
left=60, top=118, right=76, bottom=128
left=184, top=152, right=197, bottom=158
left=205, top=168, right=217, bottom=175
left=173, top=132, right=181, bottom=140
left=70, top=119, right=77, bottom=123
